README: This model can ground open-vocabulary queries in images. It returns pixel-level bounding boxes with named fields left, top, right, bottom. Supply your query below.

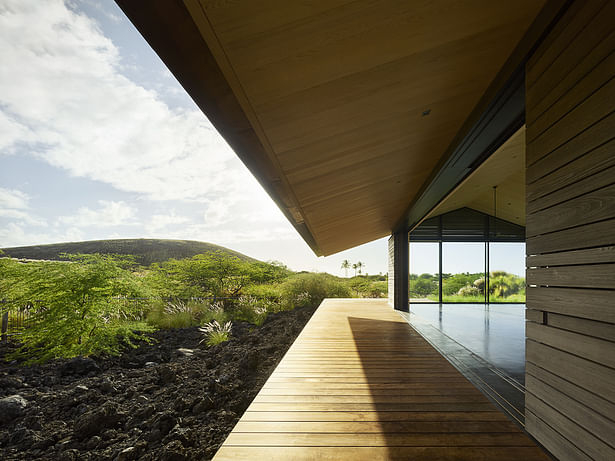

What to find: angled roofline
left=117, top=0, right=569, bottom=254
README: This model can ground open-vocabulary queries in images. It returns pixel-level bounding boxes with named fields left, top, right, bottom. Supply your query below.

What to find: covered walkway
left=213, top=299, right=549, bottom=460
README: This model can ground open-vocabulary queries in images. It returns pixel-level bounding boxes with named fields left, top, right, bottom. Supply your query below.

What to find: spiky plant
left=199, top=320, right=232, bottom=346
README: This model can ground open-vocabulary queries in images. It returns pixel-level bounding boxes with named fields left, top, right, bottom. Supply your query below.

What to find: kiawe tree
left=2, top=253, right=153, bottom=363
left=160, top=251, right=258, bottom=299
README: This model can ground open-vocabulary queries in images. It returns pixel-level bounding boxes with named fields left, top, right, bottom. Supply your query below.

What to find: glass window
left=489, top=242, right=526, bottom=303
left=409, top=242, right=439, bottom=302
left=442, top=242, right=486, bottom=303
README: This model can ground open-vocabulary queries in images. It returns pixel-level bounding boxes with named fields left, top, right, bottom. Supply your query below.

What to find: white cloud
left=0, top=0, right=272, bottom=214
left=0, top=187, right=29, bottom=209
left=147, top=212, right=190, bottom=233
left=0, top=110, right=32, bottom=153
left=58, top=200, right=137, bottom=227
left=0, top=221, right=83, bottom=247
left=0, top=187, right=46, bottom=226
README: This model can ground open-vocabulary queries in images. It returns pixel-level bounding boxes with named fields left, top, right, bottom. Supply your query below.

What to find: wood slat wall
left=388, top=232, right=408, bottom=311
left=525, top=2, right=615, bottom=460
left=388, top=236, right=394, bottom=306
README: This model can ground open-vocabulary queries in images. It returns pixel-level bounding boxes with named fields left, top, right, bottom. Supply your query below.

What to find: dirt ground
left=0, top=305, right=316, bottom=460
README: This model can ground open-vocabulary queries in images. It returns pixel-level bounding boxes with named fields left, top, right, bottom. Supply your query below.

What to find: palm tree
left=341, top=259, right=351, bottom=277
left=356, top=261, right=364, bottom=275
left=352, top=263, right=358, bottom=277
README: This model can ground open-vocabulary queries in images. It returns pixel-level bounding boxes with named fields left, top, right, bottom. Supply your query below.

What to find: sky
left=0, top=0, right=388, bottom=275
left=410, top=242, right=525, bottom=277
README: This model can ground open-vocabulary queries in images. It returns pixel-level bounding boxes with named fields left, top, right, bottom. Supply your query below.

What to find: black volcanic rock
left=0, top=305, right=316, bottom=460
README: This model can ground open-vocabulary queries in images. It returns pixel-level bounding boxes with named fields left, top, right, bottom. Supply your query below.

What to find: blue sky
left=410, top=242, right=525, bottom=277
left=0, top=0, right=388, bottom=275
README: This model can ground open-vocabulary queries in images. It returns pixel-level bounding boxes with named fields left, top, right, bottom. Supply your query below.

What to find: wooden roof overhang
left=116, top=0, right=566, bottom=256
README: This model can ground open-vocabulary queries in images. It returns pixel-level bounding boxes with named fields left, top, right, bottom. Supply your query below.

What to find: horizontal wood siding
left=525, top=2, right=615, bottom=459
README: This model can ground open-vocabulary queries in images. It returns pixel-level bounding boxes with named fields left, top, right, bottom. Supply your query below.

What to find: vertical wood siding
left=525, top=2, right=615, bottom=459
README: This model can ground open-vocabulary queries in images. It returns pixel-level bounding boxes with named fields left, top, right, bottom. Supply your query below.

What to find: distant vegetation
left=0, top=243, right=387, bottom=363
left=0, top=238, right=252, bottom=266
left=409, top=271, right=525, bottom=302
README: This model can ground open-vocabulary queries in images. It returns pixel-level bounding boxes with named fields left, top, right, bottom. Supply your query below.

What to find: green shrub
left=2, top=254, right=154, bottom=363
left=281, top=273, right=350, bottom=308
left=243, top=284, right=282, bottom=300
left=146, top=309, right=194, bottom=329
left=200, top=306, right=230, bottom=325
left=458, top=285, right=481, bottom=297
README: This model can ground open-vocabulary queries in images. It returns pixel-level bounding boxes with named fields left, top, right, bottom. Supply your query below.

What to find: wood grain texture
left=526, top=218, right=615, bottom=254
left=527, top=77, right=615, bottom=166
left=527, top=49, right=615, bottom=144
left=526, top=393, right=615, bottom=460
left=212, top=299, right=549, bottom=460
left=526, top=0, right=615, bottom=125
left=526, top=136, right=615, bottom=203
left=525, top=410, right=592, bottom=461
left=425, top=126, right=525, bottom=225
left=546, top=312, right=615, bottom=342
left=526, top=163, right=615, bottom=214
left=214, top=446, right=553, bottom=461
left=187, top=0, right=546, bottom=255
left=525, top=374, right=615, bottom=446
left=527, top=322, right=615, bottom=371
left=526, top=340, right=615, bottom=403
left=525, top=363, right=615, bottom=422
left=525, top=8, right=615, bottom=458
left=526, top=0, right=607, bottom=88
left=527, top=113, right=615, bottom=188
left=527, top=246, right=615, bottom=266
left=525, top=183, right=615, bottom=237
left=526, top=263, right=615, bottom=289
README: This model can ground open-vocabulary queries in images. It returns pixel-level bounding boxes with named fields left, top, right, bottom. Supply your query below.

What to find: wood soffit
left=117, top=0, right=547, bottom=255
left=425, top=126, right=526, bottom=226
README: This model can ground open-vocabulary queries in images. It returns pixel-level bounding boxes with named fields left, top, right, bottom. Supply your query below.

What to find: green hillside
left=0, top=238, right=254, bottom=266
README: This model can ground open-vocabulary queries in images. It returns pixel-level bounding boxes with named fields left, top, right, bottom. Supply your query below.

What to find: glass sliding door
left=442, top=242, right=486, bottom=303
left=409, top=242, right=439, bottom=302
left=489, top=242, right=526, bottom=303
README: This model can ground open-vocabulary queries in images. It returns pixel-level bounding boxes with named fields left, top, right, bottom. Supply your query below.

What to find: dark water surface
left=409, top=303, right=526, bottom=383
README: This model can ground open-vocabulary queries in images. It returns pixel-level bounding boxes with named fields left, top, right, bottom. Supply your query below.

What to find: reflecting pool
left=409, top=303, right=526, bottom=383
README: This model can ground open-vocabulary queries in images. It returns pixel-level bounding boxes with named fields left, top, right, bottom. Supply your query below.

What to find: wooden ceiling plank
left=424, top=127, right=526, bottom=226
left=218, top=1, right=542, bottom=105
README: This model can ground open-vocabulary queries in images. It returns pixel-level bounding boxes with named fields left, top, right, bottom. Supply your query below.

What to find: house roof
left=117, top=0, right=556, bottom=255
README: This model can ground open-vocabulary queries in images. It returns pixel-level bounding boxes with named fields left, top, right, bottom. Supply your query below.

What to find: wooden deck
left=213, top=299, right=550, bottom=460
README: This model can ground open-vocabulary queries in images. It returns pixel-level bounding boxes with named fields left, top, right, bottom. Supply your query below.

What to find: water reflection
left=410, top=303, right=525, bottom=383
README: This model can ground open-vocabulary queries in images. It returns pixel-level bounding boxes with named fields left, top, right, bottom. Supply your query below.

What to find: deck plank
left=212, top=299, right=550, bottom=460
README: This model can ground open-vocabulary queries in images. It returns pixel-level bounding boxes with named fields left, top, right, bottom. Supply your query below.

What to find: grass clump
left=199, top=320, right=232, bottom=346
left=146, top=299, right=231, bottom=329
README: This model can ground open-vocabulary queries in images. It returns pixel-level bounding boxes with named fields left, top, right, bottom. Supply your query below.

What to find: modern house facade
left=118, top=1, right=614, bottom=459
